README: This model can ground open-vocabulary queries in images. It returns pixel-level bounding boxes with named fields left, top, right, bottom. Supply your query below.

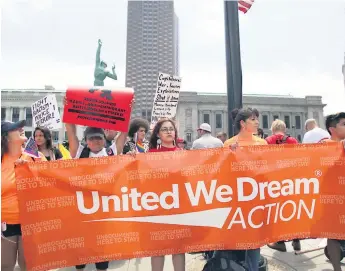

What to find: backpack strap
left=281, top=135, right=289, bottom=144
left=79, top=147, right=91, bottom=158
left=106, top=147, right=115, bottom=156
left=276, top=135, right=289, bottom=144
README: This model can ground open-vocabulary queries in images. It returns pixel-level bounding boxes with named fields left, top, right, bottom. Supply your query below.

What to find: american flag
left=238, top=0, right=254, bottom=14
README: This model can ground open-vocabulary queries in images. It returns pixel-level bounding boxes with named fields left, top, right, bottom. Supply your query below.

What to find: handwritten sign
left=63, top=87, right=134, bottom=132
left=152, top=73, right=181, bottom=118
left=31, top=94, right=61, bottom=130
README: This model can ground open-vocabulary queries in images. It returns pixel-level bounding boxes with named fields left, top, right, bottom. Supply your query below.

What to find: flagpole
left=224, top=0, right=243, bottom=137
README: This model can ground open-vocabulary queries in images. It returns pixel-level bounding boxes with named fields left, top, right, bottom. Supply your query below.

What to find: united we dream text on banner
left=15, top=143, right=345, bottom=271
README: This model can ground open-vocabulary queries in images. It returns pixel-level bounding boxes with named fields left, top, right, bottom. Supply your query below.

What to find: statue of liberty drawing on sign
left=93, top=39, right=117, bottom=86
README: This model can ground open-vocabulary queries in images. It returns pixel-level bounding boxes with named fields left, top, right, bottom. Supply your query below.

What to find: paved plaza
left=47, top=239, right=345, bottom=271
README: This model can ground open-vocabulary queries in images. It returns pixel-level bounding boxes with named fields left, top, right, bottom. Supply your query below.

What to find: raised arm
left=63, top=97, right=80, bottom=158
left=65, top=123, right=79, bottom=159
left=116, top=132, right=128, bottom=154
left=115, top=97, right=134, bottom=153
left=106, top=65, right=117, bottom=80
left=95, top=39, right=102, bottom=66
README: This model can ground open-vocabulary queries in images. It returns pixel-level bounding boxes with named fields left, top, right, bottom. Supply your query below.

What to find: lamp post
left=224, top=0, right=243, bottom=137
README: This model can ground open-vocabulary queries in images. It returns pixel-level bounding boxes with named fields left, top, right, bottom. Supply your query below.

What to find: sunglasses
left=87, top=136, right=104, bottom=141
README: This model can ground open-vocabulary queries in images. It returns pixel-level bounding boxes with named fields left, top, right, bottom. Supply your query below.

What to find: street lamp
left=224, top=0, right=243, bottom=137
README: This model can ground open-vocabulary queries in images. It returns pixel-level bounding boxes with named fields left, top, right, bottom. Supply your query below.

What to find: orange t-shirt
left=224, top=135, right=268, bottom=147
left=1, top=152, right=46, bottom=224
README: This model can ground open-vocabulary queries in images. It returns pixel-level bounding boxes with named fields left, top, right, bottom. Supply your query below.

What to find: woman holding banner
left=34, top=127, right=63, bottom=161
left=1, top=120, right=46, bottom=271
left=223, top=108, right=267, bottom=271
left=148, top=119, right=185, bottom=271
left=123, top=118, right=150, bottom=154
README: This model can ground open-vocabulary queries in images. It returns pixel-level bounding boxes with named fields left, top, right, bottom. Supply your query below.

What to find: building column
left=211, top=111, right=215, bottom=134
left=19, top=108, right=25, bottom=120
left=318, top=110, right=325, bottom=129
left=222, top=110, right=226, bottom=133
left=307, top=107, right=313, bottom=119
left=5, top=108, right=11, bottom=121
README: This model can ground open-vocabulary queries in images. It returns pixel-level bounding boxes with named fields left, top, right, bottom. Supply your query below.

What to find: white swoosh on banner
left=83, top=208, right=231, bottom=229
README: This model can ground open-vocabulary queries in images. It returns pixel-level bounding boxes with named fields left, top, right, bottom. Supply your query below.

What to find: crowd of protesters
left=1, top=91, right=345, bottom=271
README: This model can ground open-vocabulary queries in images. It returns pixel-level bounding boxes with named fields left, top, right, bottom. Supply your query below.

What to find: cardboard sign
left=152, top=73, right=181, bottom=118
left=63, top=87, right=134, bottom=132
left=23, top=137, right=39, bottom=158
left=31, top=94, right=61, bottom=130
left=15, top=143, right=345, bottom=270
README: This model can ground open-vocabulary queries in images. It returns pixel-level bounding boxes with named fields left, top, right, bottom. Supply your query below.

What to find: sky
left=1, top=0, right=345, bottom=115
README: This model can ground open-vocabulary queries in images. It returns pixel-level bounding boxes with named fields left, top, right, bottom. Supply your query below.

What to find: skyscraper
left=125, top=1, right=179, bottom=119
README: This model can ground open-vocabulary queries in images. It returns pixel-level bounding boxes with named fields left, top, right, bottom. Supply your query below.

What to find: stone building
left=1, top=87, right=75, bottom=143
left=1, top=88, right=326, bottom=145
left=175, top=92, right=326, bottom=145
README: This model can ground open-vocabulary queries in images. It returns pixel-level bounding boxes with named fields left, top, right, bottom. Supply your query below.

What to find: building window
left=203, top=113, right=210, bottom=124
left=25, top=131, right=32, bottom=139
left=284, top=116, right=290, bottom=129
left=273, top=115, right=279, bottom=120
left=262, top=115, right=268, bottom=129
left=216, top=114, right=222, bottom=129
left=295, top=116, right=301, bottom=129
left=52, top=131, right=59, bottom=142
left=1, top=108, right=6, bottom=121
left=186, top=133, right=192, bottom=142
left=141, top=110, right=147, bottom=118
left=12, top=108, right=20, bottom=122
left=25, top=108, right=33, bottom=126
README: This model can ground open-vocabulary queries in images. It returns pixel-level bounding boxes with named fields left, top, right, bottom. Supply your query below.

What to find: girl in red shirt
left=148, top=119, right=184, bottom=271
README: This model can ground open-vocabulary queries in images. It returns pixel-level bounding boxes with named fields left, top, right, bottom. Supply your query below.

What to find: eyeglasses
left=160, top=127, right=175, bottom=133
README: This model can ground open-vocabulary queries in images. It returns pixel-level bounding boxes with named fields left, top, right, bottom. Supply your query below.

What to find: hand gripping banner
left=15, top=143, right=345, bottom=270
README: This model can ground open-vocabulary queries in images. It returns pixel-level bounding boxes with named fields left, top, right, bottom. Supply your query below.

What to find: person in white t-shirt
left=302, top=119, right=330, bottom=143
left=63, top=96, right=129, bottom=271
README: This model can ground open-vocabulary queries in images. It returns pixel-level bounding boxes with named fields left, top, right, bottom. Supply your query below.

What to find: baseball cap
left=1, top=120, right=26, bottom=134
left=197, top=123, right=212, bottom=133
left=84, top=127, right=105, bottom=140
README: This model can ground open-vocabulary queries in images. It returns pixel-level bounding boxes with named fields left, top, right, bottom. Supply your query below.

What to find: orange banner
left=16, top=143, right=345, bottom=271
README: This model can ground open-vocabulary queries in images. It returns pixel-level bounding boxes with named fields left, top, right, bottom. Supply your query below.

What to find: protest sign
left=23, top=137, right=39, bottom=158
left=151, top=73, right=181, bottom=119
left=63, top=87, right=134, bottom=132
left=16, top=143, right=345, bottom=270
left=31, top=94, right=61, bottom=130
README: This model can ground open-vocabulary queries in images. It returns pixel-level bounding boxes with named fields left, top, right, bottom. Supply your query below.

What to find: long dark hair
left=34, top=127, right=53, bottom=149
left=1, top=133, right=9, bottom=162
left=231, top=108, right=259, bottom=132
left=149, top=119, right=178, bottom=149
